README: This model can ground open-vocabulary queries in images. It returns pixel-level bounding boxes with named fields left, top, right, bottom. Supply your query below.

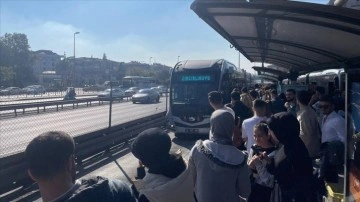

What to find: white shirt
left=241, top=116, right=267, bottom=153
left=321, top=111, right=345, bottom=143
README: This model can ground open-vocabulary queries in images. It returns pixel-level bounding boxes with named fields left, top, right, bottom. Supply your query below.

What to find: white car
left=97, top=88, right=125, bottom=98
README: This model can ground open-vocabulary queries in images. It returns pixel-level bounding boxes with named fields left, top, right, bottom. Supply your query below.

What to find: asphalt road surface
left=0, top=97, right=168, bottom=157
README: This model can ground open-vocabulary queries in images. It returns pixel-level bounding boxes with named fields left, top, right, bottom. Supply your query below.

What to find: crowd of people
left=25, top=84, right=346, bottom=202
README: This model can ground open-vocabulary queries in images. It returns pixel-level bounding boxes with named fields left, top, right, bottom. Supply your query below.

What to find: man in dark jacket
left=25, top=131, right=136, bottom=202
left=226, top=91, right=253, bottom=126
left=269, top=89, right=286, bottom=115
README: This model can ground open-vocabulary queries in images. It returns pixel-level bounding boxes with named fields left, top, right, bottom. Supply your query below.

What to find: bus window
left=122, top=76, right=157, bottom=89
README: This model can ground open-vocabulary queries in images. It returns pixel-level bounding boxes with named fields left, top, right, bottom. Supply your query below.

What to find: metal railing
left=0, top=112, right=166, bottom=198
left=0, top=96, right=132, bottom=117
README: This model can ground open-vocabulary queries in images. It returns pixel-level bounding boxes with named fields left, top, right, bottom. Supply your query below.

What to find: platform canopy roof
left=257, top=74, right=279, bottom=82
left=191, top=0, right=360, bottom=79
left=252, top=65, right=290, bottom=80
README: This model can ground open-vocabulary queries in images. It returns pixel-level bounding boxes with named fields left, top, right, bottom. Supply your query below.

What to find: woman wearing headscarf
left=131, top=128, right=196, bottom=202
left=265, top=112, right=315, bottom=201
left=188, top=110, right=251, bottom=202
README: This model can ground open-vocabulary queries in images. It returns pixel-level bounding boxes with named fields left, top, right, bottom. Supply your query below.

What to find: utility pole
left=73, top=32, right=80, bottom=86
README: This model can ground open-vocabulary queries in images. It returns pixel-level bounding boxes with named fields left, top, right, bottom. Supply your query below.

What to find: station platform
left=3, top=131, right=197, bottom=202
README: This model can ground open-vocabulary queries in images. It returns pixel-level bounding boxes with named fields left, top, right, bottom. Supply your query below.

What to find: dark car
left=0, top=87, right=22, bottom=95
left=97, top=88, right=125, bottom=99
left=132, top=89, right=160, bottom=104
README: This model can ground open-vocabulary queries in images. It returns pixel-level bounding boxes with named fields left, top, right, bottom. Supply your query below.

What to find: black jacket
left=56, top=176, right=136, bottom=202
left=228, top=101, right=252, bottom=125
left=267, top=112, right=315, bottom=201
left=269, top=97, right=286, bottom=114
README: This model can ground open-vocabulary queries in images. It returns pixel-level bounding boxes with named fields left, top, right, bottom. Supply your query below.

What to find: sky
left=1, top=0, right=329, bottom=73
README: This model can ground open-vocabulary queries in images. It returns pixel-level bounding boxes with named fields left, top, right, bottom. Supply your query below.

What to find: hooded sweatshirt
left=133, top=165, right=195, bottom=202
left=189, top=110, right=251, bottom=202
left=131, top=128, right=195, bottom=202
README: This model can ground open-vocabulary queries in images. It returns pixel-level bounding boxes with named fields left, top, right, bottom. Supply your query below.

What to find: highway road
left=0, top=97, right=168, bottom=157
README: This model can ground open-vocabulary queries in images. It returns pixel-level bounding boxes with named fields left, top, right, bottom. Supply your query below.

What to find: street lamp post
left=238, top=52, right=241, bottom=69
left=177, top=56, right=180, bottom=62
left=73, top=31, right=80, bottom=86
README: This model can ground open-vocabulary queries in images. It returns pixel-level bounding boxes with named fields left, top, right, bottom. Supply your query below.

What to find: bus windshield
left=171, top=83, right=216, bottom=104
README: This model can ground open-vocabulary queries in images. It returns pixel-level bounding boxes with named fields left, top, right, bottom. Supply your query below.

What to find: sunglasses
left=318, top=104, right=330, bottom=109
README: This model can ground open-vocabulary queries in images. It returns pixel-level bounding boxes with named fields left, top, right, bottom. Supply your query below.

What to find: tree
left=55, top=56, right=72, bottom=87
left=0, top=66, right=16, bottom=87
left=0, top=33, right=34, bottom=87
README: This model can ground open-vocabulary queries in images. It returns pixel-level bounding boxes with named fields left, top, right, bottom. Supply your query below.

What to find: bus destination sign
left=181, top=75, right=211, bottom=82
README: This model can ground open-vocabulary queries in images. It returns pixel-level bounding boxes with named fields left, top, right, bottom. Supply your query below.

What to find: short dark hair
left=297, top=90, right=311, bottom=105
left=286, top=89, right=296, bottom=95
left=253, top=99, right=266, bottom=108
left=241, top=87, right=248, bottom=93
left=319, top=94, right=334, bottom=104
left=249, top=90, right=259, bottom=99
left=316, top=86, right=326, bottom=95
left=208, top=91, right=222, bottom=105
left=231, top=91, right=240, bottom=101
left=25, top=131, right=75, bottom=179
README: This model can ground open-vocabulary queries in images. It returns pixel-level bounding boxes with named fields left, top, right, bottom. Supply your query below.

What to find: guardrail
left=0, top=96, right=132, bottom=117
left=0, top=112, right=166, bottom=198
